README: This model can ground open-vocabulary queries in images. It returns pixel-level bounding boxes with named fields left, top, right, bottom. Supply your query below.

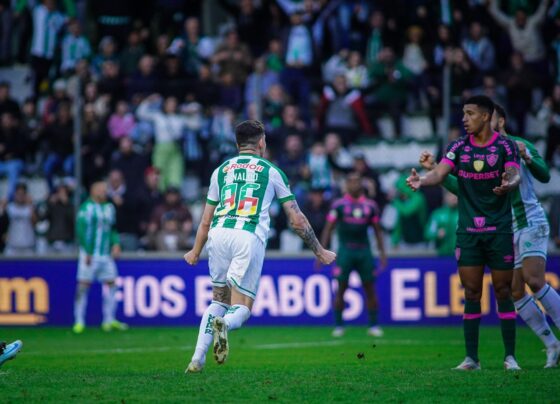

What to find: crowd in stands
left=0, top=0, right=560, bottom=255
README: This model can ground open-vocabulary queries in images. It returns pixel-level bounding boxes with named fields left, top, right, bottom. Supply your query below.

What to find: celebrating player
left=0, top=340, right=22, bottom=368
left=406, top=95, right=521, bottom=370
left=184, top=120, right=336, bottom=373
left=319, top=172, right=387, bottom=337
left=73, top=181, right=128, bottom=334
left=419, top=104, right=560, bottom=368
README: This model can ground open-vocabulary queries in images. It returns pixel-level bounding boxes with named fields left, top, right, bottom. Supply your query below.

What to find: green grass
left=0, top=326, right=558, bottom=403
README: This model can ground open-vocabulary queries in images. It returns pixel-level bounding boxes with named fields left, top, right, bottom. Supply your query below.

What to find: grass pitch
left=0, top=326, right=558, bottom=403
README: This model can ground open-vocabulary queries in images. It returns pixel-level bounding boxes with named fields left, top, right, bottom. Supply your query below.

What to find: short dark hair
left=235, top=120, right=265, bottom=147
left=15, top=182, right=27, bottom=193
left=493, top=103, right=506, bottom=120
left=464, top=95, right=494, bottom=116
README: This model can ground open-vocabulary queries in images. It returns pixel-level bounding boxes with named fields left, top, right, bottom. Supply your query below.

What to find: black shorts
left=456, top=233, right=514, bottom=270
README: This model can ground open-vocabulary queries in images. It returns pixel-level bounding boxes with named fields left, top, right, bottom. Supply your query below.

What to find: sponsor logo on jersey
left=488, top=146, right=497, bottom=152
left=473, top=160, right=484, bottom=172
left=464, top=146, right=471, bottom=152
left=446, top=152, right=455, bottom=160
left=474, top=217, right=486, bottom=228
left=486, top=153, right=498, bottom=167
left=352, top=208, right=363, bottom=218
left=460, top=154, right=471, bottom=163
left=223, top=163, right=264, bottom=173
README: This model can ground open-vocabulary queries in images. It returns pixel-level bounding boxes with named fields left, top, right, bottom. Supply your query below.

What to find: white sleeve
left=270, top=167, right=295, bottom=204
left=206, top=168, right=220, bottom=205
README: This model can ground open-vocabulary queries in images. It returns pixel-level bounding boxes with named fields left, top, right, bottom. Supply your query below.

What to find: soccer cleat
left=185, top=360, right=204, bottom=374
left=212, top=316, right=229, bottom=364
left=504, top=355, right=521, bottom=371
left=367, top=326, right=384, bottom=337
left=544, top=343, right=560, bottom=369
left=73, top=323, right=85, bottom=334
left=453, top=357, right=481, bottom=371
left=102, top=321, right=129, bottom=332
left=0, top=340, right=22, bottom=367
left=331, top=327, right=345, bottom=338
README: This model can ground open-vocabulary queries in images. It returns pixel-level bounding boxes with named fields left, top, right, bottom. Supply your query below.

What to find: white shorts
left=207, top=228, right=265, bottom=299
left=514, top=222, right=549, bottom=269
left=77, top=252, right=118, bottom=283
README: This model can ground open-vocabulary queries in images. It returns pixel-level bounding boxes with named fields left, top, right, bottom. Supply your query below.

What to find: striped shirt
left=207, top=153, right=295, bottom=243
left=77, top=199, right=120, bottom=257
left=60, top=34, right=91, bottom=71
left=30, top=4, right=65, bottom=59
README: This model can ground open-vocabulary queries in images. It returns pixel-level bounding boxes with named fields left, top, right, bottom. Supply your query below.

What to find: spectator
left=365, top=10, right=387, bottom=69
left=424, top=191, right=458, bottom=256
left=317, top=74, right=373, bottom=144
left=269, top=104, right=309, bottom=153
left=488, top=0, right=549, bottom=82
left=119, top=30, right=146, bottom=77
left=538, top=84, right=560, bottom=165
left=180, top=100, right=207, bottom=179
left=211, top=28, right=252, bottom=85
left=169, top=16, right=214, bottom=76
left=352, top=153, right=386, bottom=211
left=108, top=100, right=136, bottom=140
left=137, top=94, right=186, bottom=190
left=92, top=35, right=118, bottom=76
left=44, top=184, right=74, bottom=252
left=207, top=107, right=238, bottom=166
left=301, top=187, right=330, bottom=241
left=3, top=183, right=36, bottom=256
left=151, top=212, right=190, bottom=251
left=110, top=136, right=148, bottom=197
left=503, top=52, right=537, bottom=134
left=324, top=132, right=353, bottom=177
left=107, top=169, right=144, bottom=251
left=42, top=102, right=74, bottom=192
left=147, top=187, right=192, bottom=250
left=98, top=60, right=125, bottom=102
left=461, top=21, right=495, bottom=75
left=217, top=71, right=243, bottom=112
left=42, top=79, right=71, bottom=125
left=276, top=134, right=308, bottom=202
left=0, top=82, right=20, bottom=118
left=20, top=98, right=41, bottom=172
left=262, top=84, right=287, bottom=131
left=139, top=166, right=164, bottom=236
left=0, top=0, right=13, bottom=66
left=29, top=0, right=66, bottom=95
left=217, top=0, right=268, bottom=56
left=368, top=47, right=413, bottom=137
left=345, top=51, right=369, bottom=90
left=306, top=141, right=331, bottom=190
left=127, top=55, right=159, bottom=100
left=402, top=26, right=429, bottom=110
left=280, top=10, right=314, bottom=121
left=245, top=57, right=280, bottom=107
left=158, top=54, right=191, bottom=99
left=0, top=113, right=26, bottom=199
left=193, top=64, right=220, bottom=107
left=389, top=173, right=427, bottom=248
left=81, top=103, right=110, bottom=188
left=60, top=19, right=91, bottom=75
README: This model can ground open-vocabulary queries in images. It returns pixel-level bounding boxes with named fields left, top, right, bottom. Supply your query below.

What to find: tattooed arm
left=282, top=200, right=336, bottom=264
left=493, top=165, right=521, bottom=195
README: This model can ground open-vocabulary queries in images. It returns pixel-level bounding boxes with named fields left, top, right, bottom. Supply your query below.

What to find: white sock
left=192, top=301, right=229, bottom=363
left=102, top=284, right=117, bottom=324
left=535, top=284, right=560, bottom=329
left=74, top=284, right=89, bottom=325
left=515, top=294, right=558, bottom=348
left=223, top=304, right=251, bottom=331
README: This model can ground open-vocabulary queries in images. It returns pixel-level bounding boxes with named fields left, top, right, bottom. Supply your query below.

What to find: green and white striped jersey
left=207, top=153, right=295, bottom=243
left=509, top=136, right=549, bottom=232
left=77, top=199, right=120, bottom=257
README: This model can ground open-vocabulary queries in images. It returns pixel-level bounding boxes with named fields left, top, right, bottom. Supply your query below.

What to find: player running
left=73, top=181, right=128, bottom=334
left=184, top=120, right=336, bottom=373
left=419, top=104, right=560, bottom=368
left=0, top=340, right=22, bottom=368
left=406, top=95, right=521, bottom=370
left=319, top=172, right=387, bottom=338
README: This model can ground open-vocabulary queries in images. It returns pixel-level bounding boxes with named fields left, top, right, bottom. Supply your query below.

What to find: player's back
left=207, top=153, right=294, bottom=244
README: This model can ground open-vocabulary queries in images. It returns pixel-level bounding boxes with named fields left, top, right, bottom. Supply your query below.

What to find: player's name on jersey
left=227, top=171, right=259, bottom=182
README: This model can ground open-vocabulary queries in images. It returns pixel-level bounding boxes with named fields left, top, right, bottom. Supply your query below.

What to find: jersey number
left=216, top=183, right=261, bottom=217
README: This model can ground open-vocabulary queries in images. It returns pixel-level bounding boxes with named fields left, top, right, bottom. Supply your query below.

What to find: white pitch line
left=253, top=340, right=344, bottom=350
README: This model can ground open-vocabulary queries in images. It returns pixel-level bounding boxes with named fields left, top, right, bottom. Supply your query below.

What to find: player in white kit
left=184, top=120, right=336, bottom=372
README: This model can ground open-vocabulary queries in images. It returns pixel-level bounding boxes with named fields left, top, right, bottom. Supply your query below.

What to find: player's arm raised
left=419, top=151, right=459, bottom=195
left=184, top=203, right=216, bottom=265
left=406, top=161, right=452, bottom=192
left=282, top=200, right=336, bottom=265
left=493, top=165, right=521, bottom=195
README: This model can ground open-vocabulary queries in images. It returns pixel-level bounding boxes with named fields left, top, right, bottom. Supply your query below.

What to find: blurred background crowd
left=0, top=0, right=560, bottom=256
